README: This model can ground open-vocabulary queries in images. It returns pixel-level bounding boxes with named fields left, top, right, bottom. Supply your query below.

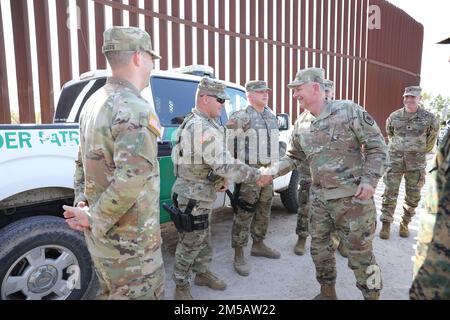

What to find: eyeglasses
left=202, top=95, right=226, bottom=104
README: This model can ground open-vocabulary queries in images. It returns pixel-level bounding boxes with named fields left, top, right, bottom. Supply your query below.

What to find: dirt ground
left=161, top=161, right=433, bottom=300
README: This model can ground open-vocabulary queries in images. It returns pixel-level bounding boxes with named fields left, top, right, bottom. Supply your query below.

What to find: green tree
left=421, top=92, right=450, bottom=124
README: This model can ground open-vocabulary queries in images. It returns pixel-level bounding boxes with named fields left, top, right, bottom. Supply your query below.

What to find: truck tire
left=0, top=216, right=95, bottom=300
left=280, top=170, right=299, bottom=213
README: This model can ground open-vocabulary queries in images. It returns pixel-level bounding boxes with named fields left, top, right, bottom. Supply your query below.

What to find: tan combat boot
left=251, top=240, right=281, bottom=259
left=194, top=270, right=227, bottom=290
left=399, top=220, right=410, bottom=238
left=379, top=222, right=391, bottom=239
left=174, top=284, right=193, bottom=300
left=233, top=247, right=250, bottom=276
left=294, top=236, right=307, bottom=255
left=313, top=284, right=338, bottom=300
left=337, top=242, right=348, bottom=258
left=363, top=291, right=380, bottom=300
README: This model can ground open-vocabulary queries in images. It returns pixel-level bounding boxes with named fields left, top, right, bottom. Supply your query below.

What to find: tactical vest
left=172, top=111, right=222, bottom=182
left=233, top=106, right=279, bottom=167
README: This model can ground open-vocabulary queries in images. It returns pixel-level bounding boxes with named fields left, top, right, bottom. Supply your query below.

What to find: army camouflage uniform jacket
left=275, top=100, right=387, bottom=200
left=386, top=107, right=439, bottom=170
left=410, top=130, right=450, bottom=299
left=74, top=77, right=163, bottom=260
left=171, top=109, right=261, bottom=202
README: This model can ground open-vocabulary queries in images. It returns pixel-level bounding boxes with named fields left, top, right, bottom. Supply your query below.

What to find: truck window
left=150, top=77, right=247, bottom=127
left=150, top=77, right=200, bottom=126
left=224, top=87, right=248, bottom=115
left=54, top=78, right=107, bottom=123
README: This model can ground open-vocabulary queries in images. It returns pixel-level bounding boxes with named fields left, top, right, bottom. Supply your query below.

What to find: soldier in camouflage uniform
left=294, top=80, right=333, bottom=256
left=63, top=27, right=165, bottom=299
left=171, top=77, right=272, bottom=300
left=410, top=129, right=450, bottom=299
left=409, top=36, right=450, bottom=300
left=380, top=86, right=439, bottom=239
left=294, top=79, right=347, bottom=258
left=273, top=68, right=387, bottom=300
left=226, top=80, right=281, bottom=277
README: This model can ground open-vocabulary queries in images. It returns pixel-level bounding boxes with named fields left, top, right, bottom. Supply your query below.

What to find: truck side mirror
left=276, top=113, right=290, bottom=131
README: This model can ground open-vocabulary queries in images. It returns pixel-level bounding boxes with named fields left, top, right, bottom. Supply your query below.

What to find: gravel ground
left=160, top=156, right=435, bottom=300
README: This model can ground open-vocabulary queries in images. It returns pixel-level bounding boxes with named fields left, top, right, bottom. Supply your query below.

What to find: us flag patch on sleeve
left=200, top=132, right=213, bottom=144
left=148, top=114, right=161, bottom=137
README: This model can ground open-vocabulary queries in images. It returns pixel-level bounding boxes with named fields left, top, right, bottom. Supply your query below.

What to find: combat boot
left=233, top=247, right=250, bottom=276
left=379, top=222, right=391, bottom=239
left=294, top=236, right=307, bottom=255
left=337, top=242, right=348, bottom=258
left=363, top=291, right=380, bottom=300
left=313, top=284, right=338, bottom=300
left=399, top=220, right=410, bottom=238
left=251, top=240, right=281, bottom=259
left=174, top=284, right=193, bottom=300
left=194, top=270, right=227, bottom=290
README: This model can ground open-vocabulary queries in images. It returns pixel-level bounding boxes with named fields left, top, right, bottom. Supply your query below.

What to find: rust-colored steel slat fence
left=0, top=0, right=423, bottom=133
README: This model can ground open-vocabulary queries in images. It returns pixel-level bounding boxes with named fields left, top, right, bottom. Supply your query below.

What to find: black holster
left=226, top=190, right=237, bottom=213
left=233, top=183, right=257, bottom=213
left=162, top=193, right=209, bottom=232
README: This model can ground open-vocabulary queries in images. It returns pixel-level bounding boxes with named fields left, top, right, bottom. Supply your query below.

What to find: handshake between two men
left=63, top=167, right=276, bottom=233
left=256, top=167, right=275, bottom=188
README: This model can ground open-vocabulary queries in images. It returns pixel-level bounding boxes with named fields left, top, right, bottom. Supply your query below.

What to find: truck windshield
left=150, top=77, right=248, bottom=127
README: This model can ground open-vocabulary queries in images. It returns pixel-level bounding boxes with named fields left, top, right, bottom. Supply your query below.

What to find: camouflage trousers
left=231, top=182, right=274, bottom=247
left=91, top=251, right=165, bottom=300
left=296, top=178, right=341, bottom=248
left=296, top=177, right=311, bottom=238
left=309, top=187, right=382, bottom=299
left=173, top=197, right=213, bottom=286
left=380, top=167, right=426, bottom=223
left=410, top=210, right=450, bottom=299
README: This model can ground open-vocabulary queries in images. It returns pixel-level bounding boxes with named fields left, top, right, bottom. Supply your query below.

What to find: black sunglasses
left=203, top=95, right=226, bottom=104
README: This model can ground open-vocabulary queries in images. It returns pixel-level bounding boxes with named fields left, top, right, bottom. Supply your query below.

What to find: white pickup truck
left=0, top=66, right=300, bottom=300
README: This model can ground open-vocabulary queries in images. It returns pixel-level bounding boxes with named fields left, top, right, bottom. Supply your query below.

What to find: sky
left=386, top=0, right=450, bottom=96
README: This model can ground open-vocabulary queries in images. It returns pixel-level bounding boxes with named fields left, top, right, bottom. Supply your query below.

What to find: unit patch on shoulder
left=363, top=112, right=375, bottom=126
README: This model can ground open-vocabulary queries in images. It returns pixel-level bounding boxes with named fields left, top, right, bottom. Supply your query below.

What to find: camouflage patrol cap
left=197, top=77, right=230, bottom=100
left=403, top=86, right=422, bottom=97
left=288, top=68, right=325, bottom=88
left=323, top=79, right=334, bottom=91
left=102, top=26, right=161, bottom=60
left=245, top=80, right=271, bottom=92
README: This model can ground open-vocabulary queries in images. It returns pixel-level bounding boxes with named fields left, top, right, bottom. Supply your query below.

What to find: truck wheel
left=280, top=170, right=299, bottom=213
left=0, top=216, right=95, bottom=300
